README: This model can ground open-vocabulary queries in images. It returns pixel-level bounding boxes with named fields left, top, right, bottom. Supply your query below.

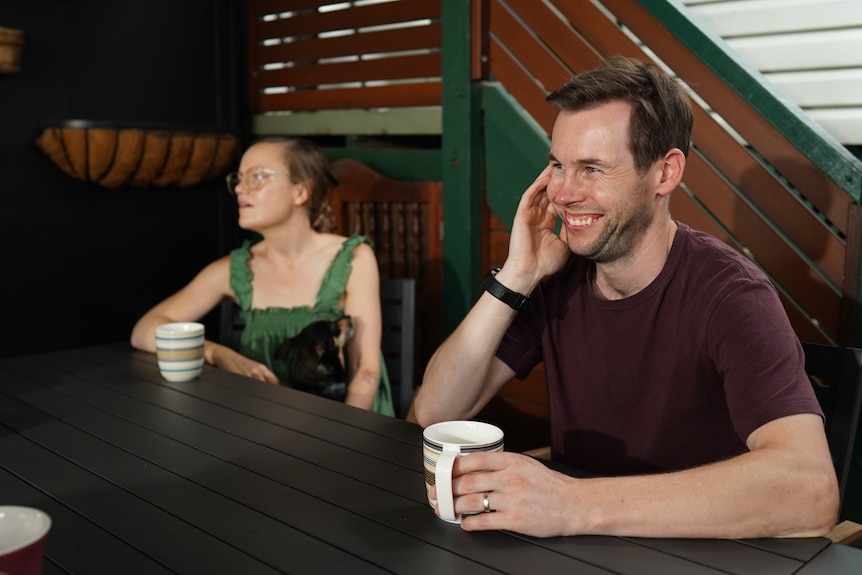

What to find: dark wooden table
left=2, top=343, right=862, bottom=574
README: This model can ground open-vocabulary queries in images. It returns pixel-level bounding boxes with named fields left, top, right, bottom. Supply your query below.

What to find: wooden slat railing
left=247, top=0, right=442, bottom=113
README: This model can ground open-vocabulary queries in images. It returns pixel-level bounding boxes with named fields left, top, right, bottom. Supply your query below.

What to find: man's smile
left=562, top=213, right=603, bottom=228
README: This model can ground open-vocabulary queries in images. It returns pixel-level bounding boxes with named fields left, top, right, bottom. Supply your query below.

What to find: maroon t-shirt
left=497, top=223, right=821, bottom=476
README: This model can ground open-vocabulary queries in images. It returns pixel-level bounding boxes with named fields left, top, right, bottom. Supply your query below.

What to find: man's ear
left=656, top=148, right=686, bottom=197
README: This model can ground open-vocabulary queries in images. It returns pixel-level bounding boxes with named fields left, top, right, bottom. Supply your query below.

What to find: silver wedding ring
left=482, top=492, right=491, bottom=513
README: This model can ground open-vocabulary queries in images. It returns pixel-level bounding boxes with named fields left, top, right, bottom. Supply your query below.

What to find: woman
left=131, top=137, right=394, bottom=415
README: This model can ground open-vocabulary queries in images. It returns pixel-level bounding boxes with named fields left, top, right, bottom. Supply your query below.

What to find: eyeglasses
left=225, top=168, right=291, bottom=195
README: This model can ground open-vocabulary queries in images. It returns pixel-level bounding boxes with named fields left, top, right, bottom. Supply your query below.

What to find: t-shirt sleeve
left=496, top=291, right=546, bottom=380
left=707, top=275, right=822, bottom=442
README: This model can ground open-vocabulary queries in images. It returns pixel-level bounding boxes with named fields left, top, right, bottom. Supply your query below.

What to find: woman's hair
left=254, top=137, right=338, bottom=232
left=545, top=56, right=693, bottom=173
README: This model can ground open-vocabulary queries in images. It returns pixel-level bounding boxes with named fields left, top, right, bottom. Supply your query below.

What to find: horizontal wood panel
left=255, top=82, right=441, bottom=112
left=685, top=0, right=862, bottom=37
left=257, top=0, right=441, bottom=39
left=766, top=69, right=862, bottom=108
left=259, top=53, right=440, bottom=88
left=805, top=110, right=862, bottom=146
left=257, top=24, right=441, bottom=65
left=251, top=0, right=328, bottom=14
left=727, top=29, right=862, bottom=73
left=253, top=108, right=442, bottom=136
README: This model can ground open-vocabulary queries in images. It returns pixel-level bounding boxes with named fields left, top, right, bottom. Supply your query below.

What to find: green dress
left=229, top=234, right=395, bottom=416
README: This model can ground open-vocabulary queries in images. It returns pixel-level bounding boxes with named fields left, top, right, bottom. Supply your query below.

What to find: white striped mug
left=423, top=420, right=504, bottom=523
left=154, top=322, right=205, bottom=382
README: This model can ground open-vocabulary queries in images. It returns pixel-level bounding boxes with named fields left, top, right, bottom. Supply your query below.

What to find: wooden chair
left=380, top=278, right=416, bottom=418
left=219, top=299, right=244, bottom=352
left=329, top=158, right=443, bottom=381
left=801, top=341, right=862, bottom=544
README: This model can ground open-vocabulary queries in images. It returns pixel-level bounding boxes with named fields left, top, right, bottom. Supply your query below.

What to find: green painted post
left=441, top=0, right=483, bottom=335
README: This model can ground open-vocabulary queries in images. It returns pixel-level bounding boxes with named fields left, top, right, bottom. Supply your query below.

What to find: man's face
left=546, top=101, right=659, bottom=264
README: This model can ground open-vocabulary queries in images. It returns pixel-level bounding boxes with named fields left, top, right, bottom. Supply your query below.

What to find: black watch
left=481, top=267, right=529, bottom=311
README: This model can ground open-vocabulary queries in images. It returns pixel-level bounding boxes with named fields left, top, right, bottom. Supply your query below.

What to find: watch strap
left=482, top=268, right=529, bottom=311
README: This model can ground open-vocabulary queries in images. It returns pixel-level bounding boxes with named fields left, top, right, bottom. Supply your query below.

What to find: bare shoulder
left=351, top=239, right=375, bottom=258
left=192, top=254, right=233, bottom=290
left=200, top=253, right=232, bottom=276
left=350, top=241, right=378, bottom=273
left=320, top=233, right=376, bottom=261
left=314, top=232, right=348, bottom=251
left=343, top=237, right=379, bottom=288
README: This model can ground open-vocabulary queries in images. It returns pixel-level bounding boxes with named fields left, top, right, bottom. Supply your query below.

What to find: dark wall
left=0, top=0, right=245, bottom=357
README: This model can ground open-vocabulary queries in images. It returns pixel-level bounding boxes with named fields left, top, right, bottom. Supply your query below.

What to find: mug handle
left=435, top=444, right=460, bottom=522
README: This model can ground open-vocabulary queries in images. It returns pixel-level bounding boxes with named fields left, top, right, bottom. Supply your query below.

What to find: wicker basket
left=36, top=122, right=240, bottom=189
left=0, top=26, right=23, bottom=73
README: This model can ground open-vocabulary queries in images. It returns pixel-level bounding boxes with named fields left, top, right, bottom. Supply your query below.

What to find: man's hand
left=428, top=415, right=838, bottom=539
left=431, top=451, right=581, bottom=538
left=504, top=166, right=571, bottom=291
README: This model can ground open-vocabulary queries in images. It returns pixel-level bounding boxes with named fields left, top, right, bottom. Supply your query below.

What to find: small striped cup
left=154, top=322, right=205, bottom=382
left=423, top=420, right=504, bottom=523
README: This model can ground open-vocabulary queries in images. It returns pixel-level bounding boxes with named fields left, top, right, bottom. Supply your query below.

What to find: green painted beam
left=441, top=0, right=483, bottom=335
left=638, top=0, right=862, bottom=202
left=253, top=108, right=442, bottom=136
left=482, top=84, right=551, bottom=230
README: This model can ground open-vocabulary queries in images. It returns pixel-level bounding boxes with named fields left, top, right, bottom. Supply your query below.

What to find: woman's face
left=233, top=143, right=307, bottom=232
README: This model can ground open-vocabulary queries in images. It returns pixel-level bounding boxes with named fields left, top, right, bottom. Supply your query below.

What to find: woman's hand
left=210, top=343, right=279, bottom=384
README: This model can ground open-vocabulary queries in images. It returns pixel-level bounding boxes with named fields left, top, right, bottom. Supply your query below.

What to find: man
left=412, top=57, right=838, bottom=538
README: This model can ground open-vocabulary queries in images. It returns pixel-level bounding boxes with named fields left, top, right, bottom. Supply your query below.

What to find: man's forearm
left=571, top=452, right=834, bottom=538
left=565, top=416, right=838, bottom=538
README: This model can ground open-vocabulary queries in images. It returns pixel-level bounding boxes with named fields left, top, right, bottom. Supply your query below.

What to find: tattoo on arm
left=359, top=368, right=377, bottom=386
